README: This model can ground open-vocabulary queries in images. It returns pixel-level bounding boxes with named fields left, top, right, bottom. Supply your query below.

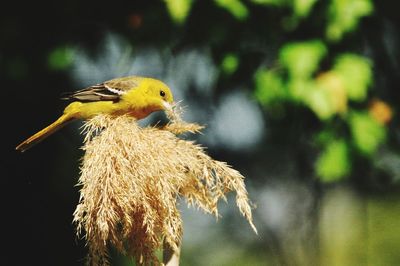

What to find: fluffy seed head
left=73, top=108, right=256, bottom=265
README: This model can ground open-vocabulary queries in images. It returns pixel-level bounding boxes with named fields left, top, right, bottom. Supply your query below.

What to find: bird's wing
left=61, top=76, right=144, bottom=102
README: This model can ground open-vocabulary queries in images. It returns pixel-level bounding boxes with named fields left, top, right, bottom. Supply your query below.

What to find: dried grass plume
left=73, top=106, right=257, bottom=265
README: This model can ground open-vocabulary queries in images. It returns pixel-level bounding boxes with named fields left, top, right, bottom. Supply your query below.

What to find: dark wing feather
left=61, top=76, right=144, bottom=103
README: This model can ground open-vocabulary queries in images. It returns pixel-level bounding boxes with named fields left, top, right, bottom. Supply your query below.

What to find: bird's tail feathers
left=16, top=113, right=75, bottom=152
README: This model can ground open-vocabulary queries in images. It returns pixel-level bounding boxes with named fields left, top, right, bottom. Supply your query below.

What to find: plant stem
left=163, top=240, right=180, bottom=266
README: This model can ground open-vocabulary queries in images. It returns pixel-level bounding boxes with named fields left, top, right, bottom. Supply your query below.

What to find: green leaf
left=47, top=46, right=75, bottom=70
left=326, top=0, right=373, bottom=42
left=349, top=111, right=386, bottom=156
left=334, top=54, right=372, bottom=102
left=287, top=79, right=313, bottom=100
left=305, top=84, right=336, bottom=120
left=164, top=0, right=193, bottom=24
left=214, top=0, right=249, bottom=20
left=293, top=0, right=317, bottom=18
left=221, top=53, right=239, bottom=75
left=250, top=0, right=286, bottom=6
left=315, top=129, right=336, bottom=145
left=254, top=69, right=286, bottom=104
left=286, top=79, right=336, bottom=120
left=280, top=40, right=327, bottom=80
left=316, top=139, right=350, bottom=182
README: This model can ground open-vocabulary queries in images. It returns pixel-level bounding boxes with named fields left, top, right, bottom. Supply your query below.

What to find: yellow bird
left=16, top=76, right=174, bottom=152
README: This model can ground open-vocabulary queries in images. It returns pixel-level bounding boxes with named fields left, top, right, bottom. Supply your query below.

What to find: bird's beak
left=162, top=101, right=173, bottom=110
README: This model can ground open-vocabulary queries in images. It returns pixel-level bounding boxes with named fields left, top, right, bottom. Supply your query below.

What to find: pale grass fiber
left=73, top=105, right=257, bottom=265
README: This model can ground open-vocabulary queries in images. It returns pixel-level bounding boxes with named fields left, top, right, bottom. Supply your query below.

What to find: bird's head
left=144, top=78, right=174, bottom=110
left=122, top=77, right=175, bottom=119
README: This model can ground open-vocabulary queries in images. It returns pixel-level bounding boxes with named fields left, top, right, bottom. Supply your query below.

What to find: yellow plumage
left=16, top=76, right=174, bottom=152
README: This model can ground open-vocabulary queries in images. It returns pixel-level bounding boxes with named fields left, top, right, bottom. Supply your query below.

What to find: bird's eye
left=160, top=90, right=166, bottom=97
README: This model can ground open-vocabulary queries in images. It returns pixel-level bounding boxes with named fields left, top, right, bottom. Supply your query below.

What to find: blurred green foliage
left=333, top=54, right=371, bottom=102
left=47, top=46, right=75, bottom=71
left=164, top=0, right=193, bottom=24
left=162, top=0, right=387, bottom=182
left=215, top=0, right=249, bottom=20
left=293, top=0, right=317, bottom=18
left=246, top=0, right=382, bottom=181
left=326, top=0, right=373, bottom=41
left=251, top=0, right=317, bottom=18
left=166, top=0, right=384, bottom=182
left=254, top=70, right=286, bottom=105
left=349, top=111, right=386, bottom=156
left=280, top=40, right=326, bottom=81
left=316, top=139, right=350, bottom=182
left=221, top=53, right=239, bottom=75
